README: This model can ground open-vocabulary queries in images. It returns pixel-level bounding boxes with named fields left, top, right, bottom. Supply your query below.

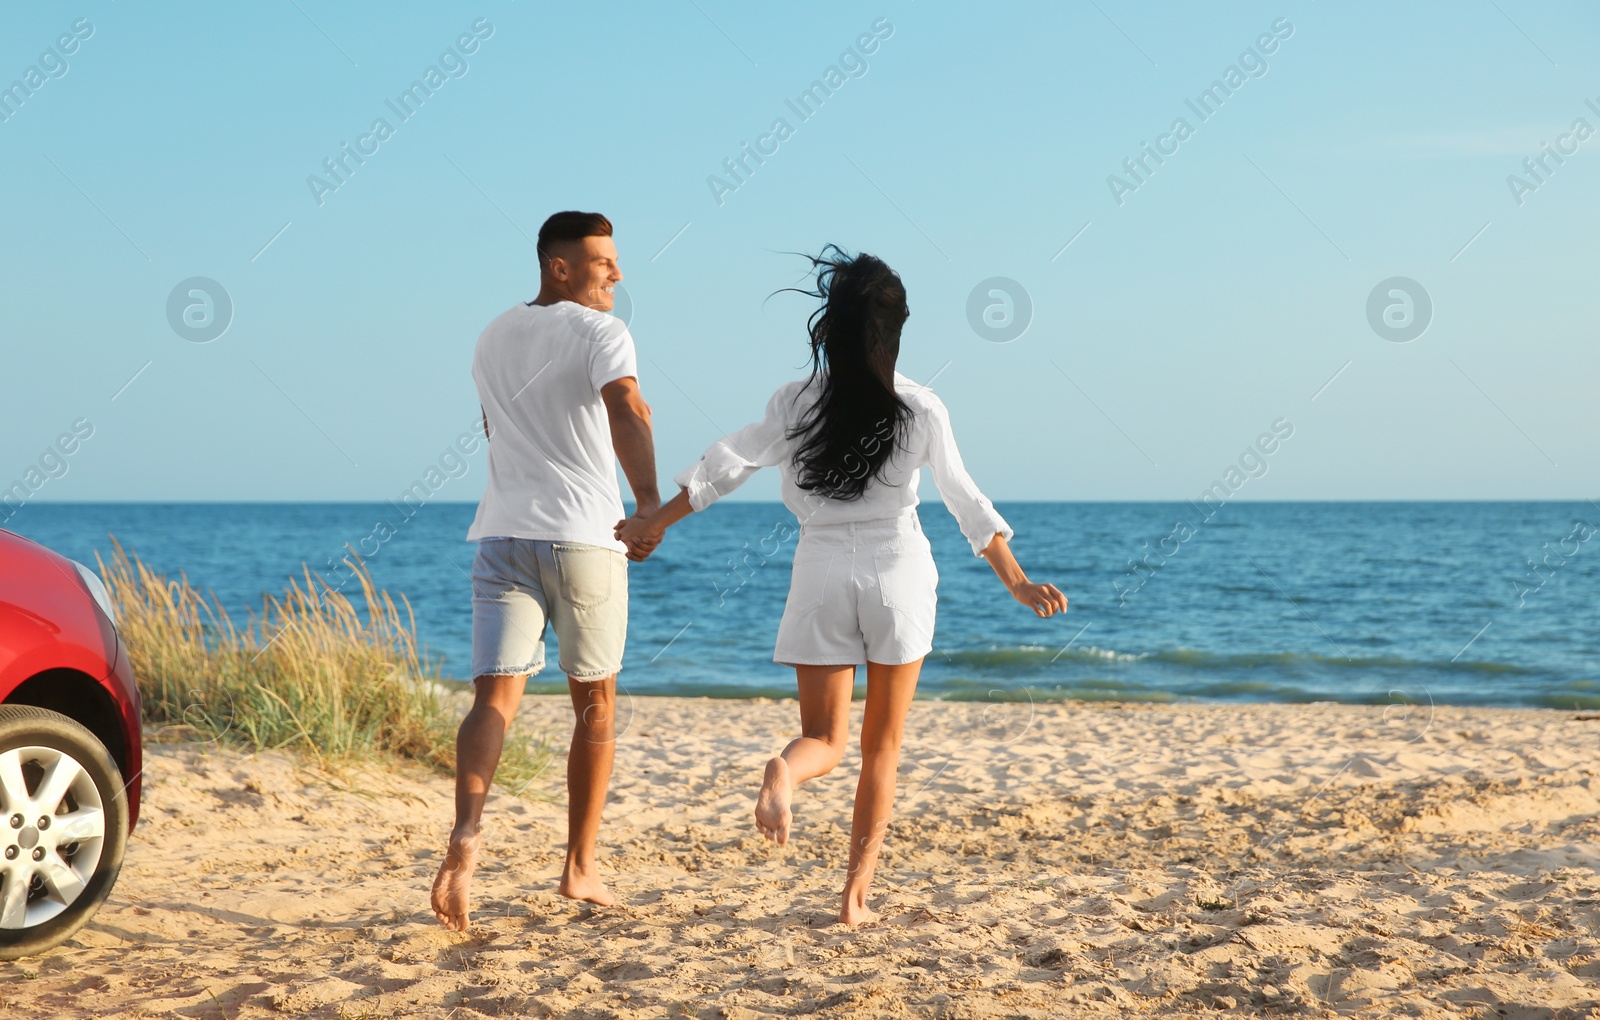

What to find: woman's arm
left=921, top=395, right=1065, bottom=614
left=615, top=383, right=802, bottom=560
left=923, top=396, right=1015, bottom=556
left=980, top=532, right=1069, bottom=617
left=616, top=488, right=695, bottom=558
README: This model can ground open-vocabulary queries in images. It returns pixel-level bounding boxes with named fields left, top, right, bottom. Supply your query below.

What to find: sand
left=6, top=695, right=1600, bottom=1019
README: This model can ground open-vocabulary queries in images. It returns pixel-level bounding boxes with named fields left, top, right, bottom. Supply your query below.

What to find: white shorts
left=773, top=512, right=938, bottom=667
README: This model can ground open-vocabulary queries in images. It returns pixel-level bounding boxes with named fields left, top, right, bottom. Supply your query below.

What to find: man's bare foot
left=558, top=868, right=617, bottom=906
left=755, top=756, right=793, bottom=844
left=431, top=830, right=481, bottom=931
left=838, top=892, right=879, bottom=926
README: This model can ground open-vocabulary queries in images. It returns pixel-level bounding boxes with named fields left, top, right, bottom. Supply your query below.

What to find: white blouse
left=673, top=372, right=1013, bottom=556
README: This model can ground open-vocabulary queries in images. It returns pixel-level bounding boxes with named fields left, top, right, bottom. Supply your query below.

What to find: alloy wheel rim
left=0, top=746, right=107, bottom=930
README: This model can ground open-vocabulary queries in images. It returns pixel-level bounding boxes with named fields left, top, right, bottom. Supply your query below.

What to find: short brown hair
left=537, top=211, right=612, bottom=269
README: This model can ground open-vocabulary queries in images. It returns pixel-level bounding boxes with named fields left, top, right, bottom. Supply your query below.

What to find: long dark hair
left=782, top=247, right=912, bottom=501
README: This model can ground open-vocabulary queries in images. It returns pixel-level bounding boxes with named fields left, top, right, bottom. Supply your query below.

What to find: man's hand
left=615, top=510, right=664, bottom=562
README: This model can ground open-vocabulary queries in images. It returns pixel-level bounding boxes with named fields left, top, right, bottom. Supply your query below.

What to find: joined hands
left=615, top=508, right=666, bottom=561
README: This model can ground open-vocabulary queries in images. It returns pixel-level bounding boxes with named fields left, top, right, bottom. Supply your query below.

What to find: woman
left=617, top=248, right=1067, bottom=924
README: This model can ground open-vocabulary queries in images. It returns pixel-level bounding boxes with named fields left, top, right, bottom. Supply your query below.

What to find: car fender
left=0, top=533, right=119, bottom=701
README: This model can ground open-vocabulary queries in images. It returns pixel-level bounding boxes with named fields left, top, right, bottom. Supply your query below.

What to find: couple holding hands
left=431, top=211, right=1067, bottom=930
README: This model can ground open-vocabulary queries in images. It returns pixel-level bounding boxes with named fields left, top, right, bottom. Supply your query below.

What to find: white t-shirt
left=674, top=371, right=1013, bottom=556
left=467, top=301, right=637, bottom=551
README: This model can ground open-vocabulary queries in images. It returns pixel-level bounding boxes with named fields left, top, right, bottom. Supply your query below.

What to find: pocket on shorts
left=873, top=540, right=938, bottom=613
left=552, top=543, right=620, bottom=610
left=784, top=550, right=834, bottom=614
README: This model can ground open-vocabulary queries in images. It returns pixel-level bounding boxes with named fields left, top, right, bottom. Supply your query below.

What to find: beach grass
left=98, top=541, right=552, bottom=794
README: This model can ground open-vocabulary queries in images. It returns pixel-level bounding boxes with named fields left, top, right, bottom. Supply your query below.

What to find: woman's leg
left=755, top=664, right=854, bottom=843
left=839, top=657, right=923, bottom=925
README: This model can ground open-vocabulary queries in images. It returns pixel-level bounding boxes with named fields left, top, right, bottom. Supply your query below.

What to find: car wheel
left=0, top=705, right=130, bottom=960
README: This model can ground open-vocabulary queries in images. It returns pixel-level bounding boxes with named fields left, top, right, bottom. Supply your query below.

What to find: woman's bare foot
left=838, top=890, right=879, bottom=926
left=431, top=829, right=481, bottom=931
left=754, top=756, right=794, bottom=844
left=558, top=867, right=617, bottom=906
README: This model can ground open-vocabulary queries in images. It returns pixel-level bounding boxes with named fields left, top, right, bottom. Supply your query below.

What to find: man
left=431, top=211, right=660, bottom=930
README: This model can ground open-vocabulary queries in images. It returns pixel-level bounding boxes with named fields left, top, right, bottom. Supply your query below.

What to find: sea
left=11, top=502, right=1599, bottom=709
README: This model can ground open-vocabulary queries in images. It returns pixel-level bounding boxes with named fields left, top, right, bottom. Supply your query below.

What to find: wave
left=940, top=644, right=1533, bottom=676
left=943, top=645, right=1145, bottom=667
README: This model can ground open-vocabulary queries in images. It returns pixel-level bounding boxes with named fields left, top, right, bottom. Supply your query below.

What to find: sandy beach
left=7, top=695, right=1600, bottom=1018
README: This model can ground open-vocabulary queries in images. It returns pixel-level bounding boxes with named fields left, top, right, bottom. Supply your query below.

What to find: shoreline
left=11, top=696, right=1600, bottom=1017
left=444, top=676, right=1600, bottom=714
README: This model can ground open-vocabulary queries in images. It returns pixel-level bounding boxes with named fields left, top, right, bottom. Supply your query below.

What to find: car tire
left=0, top=705, right=130, bottom=960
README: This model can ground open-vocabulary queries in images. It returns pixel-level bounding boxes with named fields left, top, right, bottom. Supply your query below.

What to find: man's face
left=551, top=235, right=622, bottom=311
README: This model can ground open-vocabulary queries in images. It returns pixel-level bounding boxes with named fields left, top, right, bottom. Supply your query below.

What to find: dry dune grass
left=97, top=541, right=549, bottom=792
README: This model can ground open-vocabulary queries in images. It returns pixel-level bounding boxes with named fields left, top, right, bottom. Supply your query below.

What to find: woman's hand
left=980, top=532, right=1069, bottom=617
left=1010, top=580, right=1068, bottom=617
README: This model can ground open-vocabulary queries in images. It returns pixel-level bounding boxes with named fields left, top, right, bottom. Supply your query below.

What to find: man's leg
left=431, top=674, right=526, bottom=931
left=559, top=674, right=617, bottom=905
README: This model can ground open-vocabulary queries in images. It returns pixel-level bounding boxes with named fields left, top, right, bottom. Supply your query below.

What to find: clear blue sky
left=3, top=0, right=1596, bottom=506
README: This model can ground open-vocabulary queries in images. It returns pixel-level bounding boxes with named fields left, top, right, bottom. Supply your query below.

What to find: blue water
left=9, top=502, right=1599, bottom=709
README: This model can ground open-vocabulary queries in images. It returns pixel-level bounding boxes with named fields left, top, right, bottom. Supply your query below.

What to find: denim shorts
left=773, top=512, right=938, bottom=667
left=470, top=538, right=628, bottom=680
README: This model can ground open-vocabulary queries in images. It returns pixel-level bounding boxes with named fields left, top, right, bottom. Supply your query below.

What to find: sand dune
left=7, top=697, right=1600, bottom=1018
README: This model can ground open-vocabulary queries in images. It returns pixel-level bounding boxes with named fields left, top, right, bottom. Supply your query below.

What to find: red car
left=0, top=527, right=141, bottom=959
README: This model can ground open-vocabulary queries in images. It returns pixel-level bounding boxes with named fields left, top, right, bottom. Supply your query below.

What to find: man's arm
left=600, top=376, right=660, bottom=513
